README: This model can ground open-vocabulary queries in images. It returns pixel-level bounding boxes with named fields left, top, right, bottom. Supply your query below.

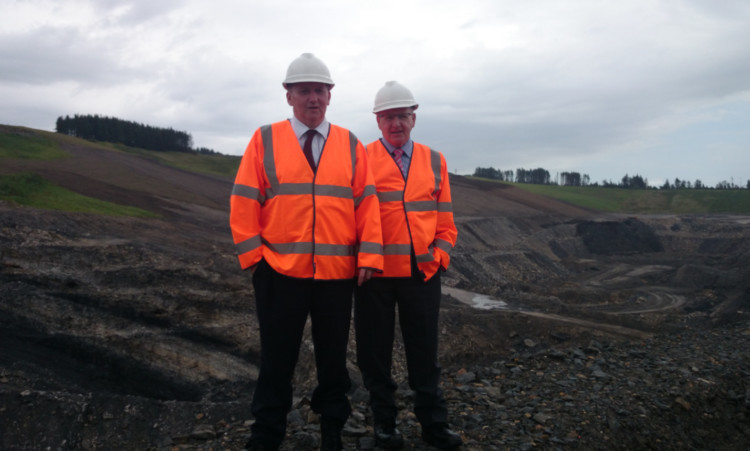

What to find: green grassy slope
left=0, top=125, right=239, bottom=216
left=0, top=173, right=158, bottom=218
left=0, top=128, right=68, bottom=160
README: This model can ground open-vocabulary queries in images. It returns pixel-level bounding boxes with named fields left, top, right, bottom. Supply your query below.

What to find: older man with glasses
left=355, top=81, right=461, bottom=449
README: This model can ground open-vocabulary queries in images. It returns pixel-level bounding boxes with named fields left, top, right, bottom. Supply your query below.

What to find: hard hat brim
left=373, top=101, right=419, bottom=113
left=283, top=74, right=334, bottom=87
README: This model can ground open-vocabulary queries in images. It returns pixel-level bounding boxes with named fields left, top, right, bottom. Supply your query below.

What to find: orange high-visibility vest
left=230, top=120, right=383, bottom=279
left=367, top=139, right=457, bottom=280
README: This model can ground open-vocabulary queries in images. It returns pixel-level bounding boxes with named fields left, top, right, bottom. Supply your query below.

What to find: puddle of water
left=470, top=294, right=508, bottom=310
left=443, top=286, right=508, bottom=310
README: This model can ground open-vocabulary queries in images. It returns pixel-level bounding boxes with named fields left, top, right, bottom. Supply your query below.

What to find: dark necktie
left=303, top=129, right=317, bottom=171
left=393, top=148, right=405, bottom=175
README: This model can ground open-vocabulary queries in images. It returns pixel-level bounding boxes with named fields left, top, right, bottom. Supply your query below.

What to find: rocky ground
left=1, top=128, right=749, bottom=450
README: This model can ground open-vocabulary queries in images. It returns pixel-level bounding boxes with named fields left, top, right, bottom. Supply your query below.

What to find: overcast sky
left=3, top=0, right=750, bottom=187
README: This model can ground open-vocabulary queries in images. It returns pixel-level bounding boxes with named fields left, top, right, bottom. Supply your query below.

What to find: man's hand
left=357, top=268, right=374, bottom=286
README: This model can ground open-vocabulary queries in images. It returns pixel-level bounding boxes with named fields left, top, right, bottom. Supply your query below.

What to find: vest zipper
left=311, top=162, right=317, bottom=277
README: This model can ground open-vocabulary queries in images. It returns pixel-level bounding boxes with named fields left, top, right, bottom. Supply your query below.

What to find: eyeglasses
left=377, top=112, right=413, bottom=123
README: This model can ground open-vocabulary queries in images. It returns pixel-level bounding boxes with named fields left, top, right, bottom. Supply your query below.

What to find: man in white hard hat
left=230, top=53, right=384, bottom=451
left=355, top=81, right=461, bottom=449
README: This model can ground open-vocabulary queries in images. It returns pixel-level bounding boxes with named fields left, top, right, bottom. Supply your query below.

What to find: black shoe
left=421, top=423, right=462, bottom=449
left=374, top=422, right=404, bottom=449
left=243, top=437, right=280, bottom=451
left=320, top=417, right=344, bottom=451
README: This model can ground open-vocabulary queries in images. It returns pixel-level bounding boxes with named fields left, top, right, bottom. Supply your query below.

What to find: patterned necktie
left=302, top=129, right=317, bottom=170
left=393, top=148, right=405, bottom=175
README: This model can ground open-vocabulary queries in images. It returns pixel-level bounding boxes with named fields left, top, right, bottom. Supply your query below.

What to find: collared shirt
left=289, top=116, right=329, bottom=165
left=379, top=138, right=413, bottom=177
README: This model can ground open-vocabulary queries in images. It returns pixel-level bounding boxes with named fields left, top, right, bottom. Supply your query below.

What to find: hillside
left=0, top=125, right=233, bottom=217
left=1, top=125, right=749, bottom=450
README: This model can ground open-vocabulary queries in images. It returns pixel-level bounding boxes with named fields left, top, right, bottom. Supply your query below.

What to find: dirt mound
left=577, top=217, right=664, bottom=255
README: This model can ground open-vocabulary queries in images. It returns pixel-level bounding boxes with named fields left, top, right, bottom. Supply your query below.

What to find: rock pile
left=253, top=321, right=750, bottom=450
left=4, top=310, right=748, bottom=450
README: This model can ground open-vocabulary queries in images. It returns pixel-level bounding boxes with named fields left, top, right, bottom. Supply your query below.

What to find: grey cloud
left=91, top=0, right=183, bottom=26
left=0, top=27, right=139, bottom=85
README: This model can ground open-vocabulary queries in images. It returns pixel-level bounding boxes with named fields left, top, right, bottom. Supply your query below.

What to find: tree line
left=474, top=167, right=590, bottom=186
left=55, top=114, right=220, bottom=155
left=473, top=166, right=749, bottom=190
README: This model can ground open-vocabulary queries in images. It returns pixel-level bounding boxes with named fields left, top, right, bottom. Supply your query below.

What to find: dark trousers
left=354, top=270, right=448, bottom=427
left=250, top=260, right=354, bottom=446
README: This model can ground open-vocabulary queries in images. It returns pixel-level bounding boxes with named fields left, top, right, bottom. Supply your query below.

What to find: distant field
left=0, top=173, right=158, bottom=218
left=471, top=177, right=750, bottom=214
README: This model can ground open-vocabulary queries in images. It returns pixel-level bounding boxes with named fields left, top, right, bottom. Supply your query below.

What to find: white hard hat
left=283, top=53, right=335, bottom=88
left=373, top=80, right=418, bottom=113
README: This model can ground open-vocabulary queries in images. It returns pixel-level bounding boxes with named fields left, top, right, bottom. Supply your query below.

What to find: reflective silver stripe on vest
left=261, top=125, right=278, bottom=198
left=429, top=147, right=453, bottom=213
left=316, top=184, right=353, bottom=199
left=430, top=148, right=442, bottom=194
left=416, top=251, right=435, bottom=263
left=232, top=184, right=263, bottom=203
left=383, top=243, right=412, bottom=255
left=435, top=238, right=453, bottom=253
left=263, top=183, right=354, bottom=200
left=262, top=240, right=356, bottom=256
left=275, top=183, right=312, bottom=197
left=355, top=184, right=377, bottom=207
left=316, top=243, right=357, bottom=256
left=236, top=234, right=262, bottom=255
left=405, top=200, right=437, bottom=212
left=377, top=190, right=403, bottom=202
left=263, top=240, right=314, bottom=255
left=358, top=241, right=383, bottom=255
left=437, top=201, right=452, bottom=212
